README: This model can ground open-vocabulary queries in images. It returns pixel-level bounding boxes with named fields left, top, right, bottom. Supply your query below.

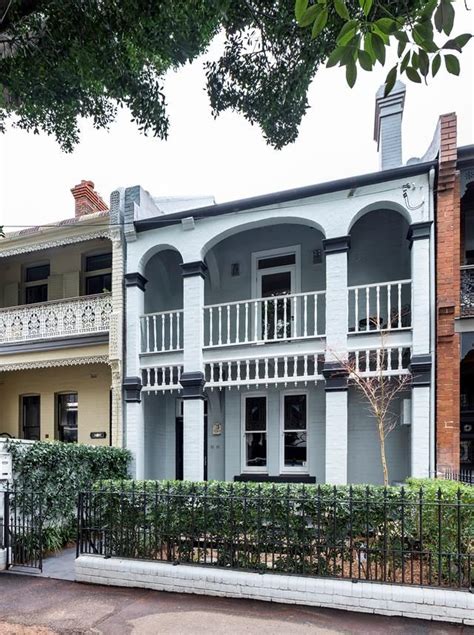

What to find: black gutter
left=135, top=160, right=437, bottom=233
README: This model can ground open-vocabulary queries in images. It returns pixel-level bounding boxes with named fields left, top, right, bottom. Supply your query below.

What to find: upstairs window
left=24, top=263, right=50, bottom=304
left=84, top=252, right=112, bottom=295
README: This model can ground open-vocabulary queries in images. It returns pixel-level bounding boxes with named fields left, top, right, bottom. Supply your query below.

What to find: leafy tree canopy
left=0, top=0, right=470, bottom=153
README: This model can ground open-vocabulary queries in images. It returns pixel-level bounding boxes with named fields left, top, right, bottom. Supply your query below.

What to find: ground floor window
left=56, top=393, right=78, bottom=443
left=281, top=393, right=307, bottom=472
left=21, top=395, right=41, bottom=441
left=243, top=395, right=267, bottom=471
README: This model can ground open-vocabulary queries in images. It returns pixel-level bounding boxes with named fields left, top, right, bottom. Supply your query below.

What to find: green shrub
left=83, top=479, right=472, bottom=586
left=6, top=440, right=131, bottom=552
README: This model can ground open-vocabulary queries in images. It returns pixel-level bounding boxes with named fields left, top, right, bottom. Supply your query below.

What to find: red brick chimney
left=71, top=180, right=108, bottom=218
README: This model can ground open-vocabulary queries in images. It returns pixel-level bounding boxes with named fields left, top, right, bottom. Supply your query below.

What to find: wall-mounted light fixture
left=231, top=263, right=240, bottom=277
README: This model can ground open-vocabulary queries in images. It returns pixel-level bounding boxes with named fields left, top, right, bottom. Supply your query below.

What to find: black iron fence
left=1, top=487, right=43, bottom=570
left=77, top=482, right=474, bottom=590
left=439, top=469, right=474, bottom=486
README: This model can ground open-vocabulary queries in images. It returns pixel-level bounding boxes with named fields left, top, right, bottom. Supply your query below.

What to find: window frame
left=19, top=393, right=41, bottom=441
left=82, top=249, right=112, bottom=296
left=241, top=392, right=268, bottom=474
left=279, top=390, right=309, bottom=474
left=251, top=245, right=301, bottom=301
left=22, top=261, right=50, bottom=305
left=55, top=391, right=79, bottom=444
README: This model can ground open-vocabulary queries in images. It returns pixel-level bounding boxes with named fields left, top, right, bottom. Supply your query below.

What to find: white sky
left=0, top=8, right=473, bottom=230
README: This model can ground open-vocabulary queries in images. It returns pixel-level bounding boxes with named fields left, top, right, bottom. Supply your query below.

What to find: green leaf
left=383, top=65, right=398, bottom=97
left=364, top=32, right=376, bottom=61
left=311, top=6, right=328, bottom=38
left=394, top=31, right=409, bottom=43
left=326, top=46, right=345, bottom=67
left=432, top=53, right=441, bottom=77
left=346, top=61, right=357, bottom=88
left=299, top=4, right=319, bottom=27
left=453, top=33, right=473, bottom=48
left=400, top=50, right=411, bottom=73
left=445, top=53, right=460, bottom=75
left=337, top=19, right=359, bottom=46
left=371, top=32, right=386, bottom=65
left=397, top=38, right=407, bottom=58
left=334, top=0, right=350, bottom=20
left=418, top=49, right=430, bottom=76
left=421, top=0, right=438, bottom=20
left=358, top=48, right=373, bottom=71
left=434, top=0, right=455, bottom=36
left=405, top=66, right=422, bottom=83
left=359, top=0, right=373, bottom=16
left=295, top=0, right=309, bottom=22
left=375, top=18, right=397, bottom=35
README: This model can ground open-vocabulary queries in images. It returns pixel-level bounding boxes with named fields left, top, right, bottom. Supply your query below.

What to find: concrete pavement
left=0, top=573, right=470, bottom=634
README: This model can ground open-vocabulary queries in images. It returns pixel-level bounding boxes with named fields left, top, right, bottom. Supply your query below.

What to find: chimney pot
left=374, top=80, right=406, bottom=170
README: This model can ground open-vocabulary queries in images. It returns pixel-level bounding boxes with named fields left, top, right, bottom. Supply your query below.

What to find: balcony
left=0, top=293, right=112, bottom=345
left=348, top=279, right=412, bottom=333
left=461, top=266, right=474, bottom=317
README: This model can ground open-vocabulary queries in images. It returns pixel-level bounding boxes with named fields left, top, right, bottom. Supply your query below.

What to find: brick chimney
left=374, top=80, right=406, bottom=170
left=71, top=180, right=108, bottom=218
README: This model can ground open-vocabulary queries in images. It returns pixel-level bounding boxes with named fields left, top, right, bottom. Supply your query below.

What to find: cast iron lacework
left=0, top=294, right=112, bottom=344
left=460, top=268, right=474, bottom=317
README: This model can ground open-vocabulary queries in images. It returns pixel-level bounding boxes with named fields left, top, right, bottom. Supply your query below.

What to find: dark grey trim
left=180, top=371, right=206, bottom=399
left=181, top=261, right=208, bottom=279
left=323, top=236, right=351, bottom=255
left=0, top=332, right=108, bottom=356
left=322, top=362, right=349, bottom=392
left=409, top=354, right=432, bottom=387
left=407, top=221, right=432, bottom=244
left=124, top=272, right=148, bottom=291
left=135, top=161, right=437, bottom=232
left=234, top=475, right=316, bottom=484
left=457, top=144, right=474, bottom=168
left=123, top=376, right=142, bottom=402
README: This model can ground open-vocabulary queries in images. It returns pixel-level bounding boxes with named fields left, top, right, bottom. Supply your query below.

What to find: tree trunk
left=378, top=419, right=389, bottom=487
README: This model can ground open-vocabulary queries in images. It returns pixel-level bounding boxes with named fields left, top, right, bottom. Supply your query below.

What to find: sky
left=0, top=9, right=473, bottom=230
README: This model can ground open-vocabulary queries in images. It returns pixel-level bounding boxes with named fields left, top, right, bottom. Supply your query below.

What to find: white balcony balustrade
left=349, top=346, right=411, bottom=377
left=204, top=291, right=326, bottom=348
left=142, top=364, right=183, bottom=392
left=141, top=310, right=183, bottom=353
left=348, top=280, right=411, bottom=333
left=0, top=293, right=112, bottom=344
left=205, top=354, right=323, bottom=390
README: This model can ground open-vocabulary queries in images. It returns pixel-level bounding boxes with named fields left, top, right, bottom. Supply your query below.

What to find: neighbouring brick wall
left=436, top=113, right=461, bottom=473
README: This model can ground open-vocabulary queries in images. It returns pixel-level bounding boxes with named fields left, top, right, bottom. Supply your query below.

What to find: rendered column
left=322, top=237, right=350, bottom=485
left=181, top=262, right=207, bottom=481
left=408, top=223, right=433, bottom=478
left=123, top=273, right=147, bottom=479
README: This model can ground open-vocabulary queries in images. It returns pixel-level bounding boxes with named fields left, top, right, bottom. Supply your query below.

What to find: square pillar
left=180, top=262, right=207, bottom=481
left=322, top=236, right=350, bottom=484
left=408, top=223, right=433, bottom=477
left=123, top=272, right=147, bottom=478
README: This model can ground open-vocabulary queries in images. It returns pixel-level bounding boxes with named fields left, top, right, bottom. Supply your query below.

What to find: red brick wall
left=436, top=113, right=461, bottom=473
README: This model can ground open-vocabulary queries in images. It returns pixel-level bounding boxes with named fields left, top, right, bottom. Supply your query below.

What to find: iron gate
left=1, top=487, right=43, bottom=571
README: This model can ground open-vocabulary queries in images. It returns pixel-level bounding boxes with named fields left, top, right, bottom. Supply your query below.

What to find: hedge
left=84, top=479, right=473, bottom=587
left=6, top=440, right=131, bottom=552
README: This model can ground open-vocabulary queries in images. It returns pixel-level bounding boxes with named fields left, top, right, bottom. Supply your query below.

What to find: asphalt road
left=0, top=573, right=470, bottom=634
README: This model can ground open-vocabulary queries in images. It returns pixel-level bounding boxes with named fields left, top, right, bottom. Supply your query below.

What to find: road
left=0, top=573, right=469, bottom=634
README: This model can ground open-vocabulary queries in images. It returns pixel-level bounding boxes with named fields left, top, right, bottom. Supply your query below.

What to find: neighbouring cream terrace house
left=0, top=181, right=124, bottom=447
left=120, top=83, right=436, bottom=485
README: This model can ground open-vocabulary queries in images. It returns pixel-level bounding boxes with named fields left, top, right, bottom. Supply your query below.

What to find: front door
left=256, top=259, right=296, bottom=341
left=21, top=395, right=41, bottom=441
left=175, top=400, right=208, bottom=480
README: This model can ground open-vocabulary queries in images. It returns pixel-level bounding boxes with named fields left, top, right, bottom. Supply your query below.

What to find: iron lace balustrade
left=0, top=293, right=112, bottom=344
left=461, top=266, right=474, bottom=317
left=77, top=483, right=473, bottom=590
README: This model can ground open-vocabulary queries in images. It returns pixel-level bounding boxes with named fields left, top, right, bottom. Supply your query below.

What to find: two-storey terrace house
left=120, top=82, right=436, bottom=485
left=0, top=181, right=124, bottom=447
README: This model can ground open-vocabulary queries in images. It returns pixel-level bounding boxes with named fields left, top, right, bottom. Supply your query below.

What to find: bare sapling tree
left=332, top=322, right=412, bottom=487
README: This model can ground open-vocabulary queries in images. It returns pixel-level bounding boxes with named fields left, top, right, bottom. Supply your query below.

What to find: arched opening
left=348, top=209, right=411, bottom=332
left=204, top=222, right=326, bottom=345
left=142, top=248, right=183, bottom=352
